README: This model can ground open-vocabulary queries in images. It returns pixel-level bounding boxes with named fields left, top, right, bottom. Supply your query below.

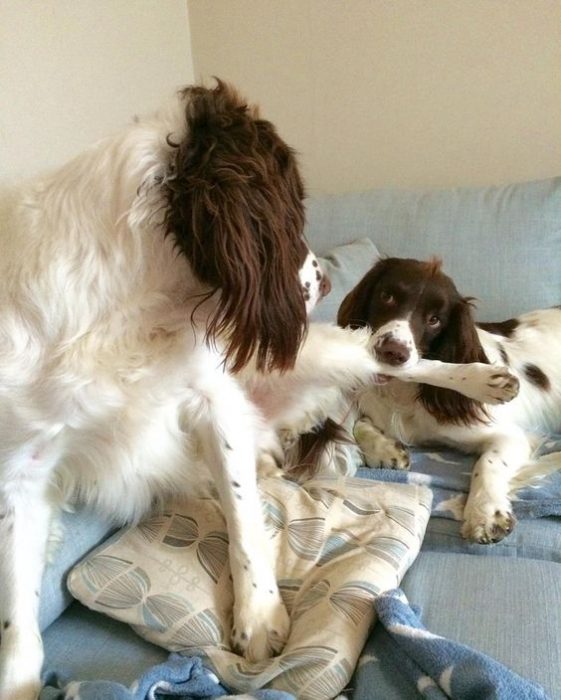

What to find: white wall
left=0, top=1, right=194, bottom=183
left=188, top=0, right=561, bottom=194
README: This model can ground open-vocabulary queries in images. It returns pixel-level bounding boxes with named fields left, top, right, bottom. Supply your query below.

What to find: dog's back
left=0, top=103, right=203, bottom=521
left=477, top=308, right=561, bottom=434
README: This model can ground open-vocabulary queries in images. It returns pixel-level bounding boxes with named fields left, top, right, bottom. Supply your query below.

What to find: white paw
left=464, top=364, right=519, bottom=405
left=461, top=499, right=516, bottom=544
left=231, top=589, right=290, bottom=661
left=354, top=417, right=410, bottom=470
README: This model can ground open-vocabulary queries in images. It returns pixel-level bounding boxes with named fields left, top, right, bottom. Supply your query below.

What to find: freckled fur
left=0, top=80, right=330, bottom=698
left=347, top=261, right=561, bottom=544
left=280, top=258, right=561, bottom=546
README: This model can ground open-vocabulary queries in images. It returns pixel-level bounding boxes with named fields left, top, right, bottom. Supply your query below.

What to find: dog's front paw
left=464, top=364, right=520, bottom=405
left=461, top=504, right=517, bottom=544
left=354, top=417, right=410, bottom=470
left=231, top=589, right=290, bottom=661
left=485, top=366, right=520, bottom=404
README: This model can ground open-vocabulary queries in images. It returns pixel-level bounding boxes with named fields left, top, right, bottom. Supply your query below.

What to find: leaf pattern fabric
left=68, top=475, right=431, bottom=700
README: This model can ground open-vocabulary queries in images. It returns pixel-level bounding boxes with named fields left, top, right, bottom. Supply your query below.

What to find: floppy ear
left=163, top=80, right=308, bottom=373
left=419, top=297, right=490, bottom=424
left=337, top=259, right=389, bottom=328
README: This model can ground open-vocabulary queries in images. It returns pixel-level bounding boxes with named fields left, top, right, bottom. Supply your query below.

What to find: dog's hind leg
left=0, top=421, right=64, bottom=700
left=0, top=479, right=53, bottom=700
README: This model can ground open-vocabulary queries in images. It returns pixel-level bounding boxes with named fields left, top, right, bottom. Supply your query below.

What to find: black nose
left=376, top=338, right=411, bottom=366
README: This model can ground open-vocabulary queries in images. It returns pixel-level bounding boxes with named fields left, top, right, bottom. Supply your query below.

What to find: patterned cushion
left=311, top=237, right=380, bottom=323
left=68, top=476, right=431, bottom=699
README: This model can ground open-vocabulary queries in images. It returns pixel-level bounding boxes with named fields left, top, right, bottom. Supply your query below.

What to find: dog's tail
left=286, top=419, right=358, bottom=481
left=509, top=449, right=561, bottom=494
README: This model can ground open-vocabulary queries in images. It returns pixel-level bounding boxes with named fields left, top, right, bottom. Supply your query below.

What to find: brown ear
left=163, top=80, right=308, bottom=373
left=419, top=297, right=489, bottom=424
left=337, top=259, right=388, bottom=328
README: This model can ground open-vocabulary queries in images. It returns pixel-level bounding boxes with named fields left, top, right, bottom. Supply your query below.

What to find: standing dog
left=334, top=257, right=561, bottom=544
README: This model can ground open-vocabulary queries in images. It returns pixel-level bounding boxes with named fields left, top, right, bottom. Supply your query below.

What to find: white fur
left=244, top=323, right=519, bottom=479
left=318, top=311, right=561, bottom=544
left=0, top=90, right=525, bottom=699
left=0, top=90, right=322, bottom=700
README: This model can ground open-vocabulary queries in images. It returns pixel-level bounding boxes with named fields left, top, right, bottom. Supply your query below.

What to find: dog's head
left=163, top=80, right=329, bottom=373
left=338, top=257, right=488, bottom=423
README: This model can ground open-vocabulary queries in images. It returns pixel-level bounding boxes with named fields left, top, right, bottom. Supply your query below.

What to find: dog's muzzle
left=375, top=333, right=412, bottom=366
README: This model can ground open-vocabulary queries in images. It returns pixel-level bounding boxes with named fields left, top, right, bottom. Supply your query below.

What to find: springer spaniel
left=0, top=80, right=332, bottom=700
left=292, top=257, right=561, bottom=546
left=0, top=81, right=518, bottom=698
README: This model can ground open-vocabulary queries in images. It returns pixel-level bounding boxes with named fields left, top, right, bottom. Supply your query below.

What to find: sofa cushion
left=67, top=476, right=431, bottom=699
left=311, top=237, right=380, bottom=322
left=423, top=513, right=561, bottom=563
left=42, top=602, right=168, bottom=686
left=352, top=552, right=561, bottom=699
left=305, top=176, right=561, bottom=321
left=40, top=508, right=116, bottom=632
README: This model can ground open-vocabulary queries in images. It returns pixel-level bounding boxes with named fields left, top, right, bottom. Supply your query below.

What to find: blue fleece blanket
left=39, top=655, right=294, bottom=700
left=357, top=435, right=561, bottom=521
left=370, top=588, right=549, bottom=700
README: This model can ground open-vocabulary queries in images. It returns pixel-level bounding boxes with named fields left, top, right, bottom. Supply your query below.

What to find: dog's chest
left=358, top=382, right=427, bottom=443
left=36, top=308, right=197, bottom=427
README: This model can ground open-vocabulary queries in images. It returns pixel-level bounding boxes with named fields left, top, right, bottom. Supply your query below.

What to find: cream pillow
left=68, top=476, right=431, bottom=699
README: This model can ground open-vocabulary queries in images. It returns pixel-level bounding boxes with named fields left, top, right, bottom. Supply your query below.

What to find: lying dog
left=295, top=256, right=560, bottom=545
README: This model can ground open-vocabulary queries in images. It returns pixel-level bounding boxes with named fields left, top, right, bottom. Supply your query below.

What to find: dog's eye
left=380, top=290, right=395, bottom=305
left=427, top=315, right=441, bottom=327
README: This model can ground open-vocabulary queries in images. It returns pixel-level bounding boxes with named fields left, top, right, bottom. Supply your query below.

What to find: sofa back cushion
left=305, top=176, right=561, bottom=321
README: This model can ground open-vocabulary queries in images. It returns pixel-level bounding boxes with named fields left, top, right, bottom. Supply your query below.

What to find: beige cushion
left=68, top=476, right=431, bottom=698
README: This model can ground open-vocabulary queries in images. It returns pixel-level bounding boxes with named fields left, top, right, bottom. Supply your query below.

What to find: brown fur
left=163, top=80, right=308, bottom=373
left=478, top=318, right=520, bottom=338
left=338, top=257, right=490, bottom=425
left=523, top=363, right=550, bottom=391
left=288, top=419, right=352, bottom=481
left=419, top=297, right=490, bottom=424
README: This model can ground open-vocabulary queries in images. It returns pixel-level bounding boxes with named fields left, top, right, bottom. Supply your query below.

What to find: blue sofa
left=39, top=176, right=561, bottom=698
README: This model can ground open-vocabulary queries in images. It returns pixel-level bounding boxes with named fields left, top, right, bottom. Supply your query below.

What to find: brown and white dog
left=0, top=81, right=519, bottom=699
left=0, top=80, right=333, bottom=700
left=287, top=257, right=561, bottom=546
